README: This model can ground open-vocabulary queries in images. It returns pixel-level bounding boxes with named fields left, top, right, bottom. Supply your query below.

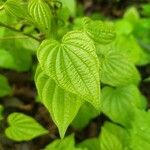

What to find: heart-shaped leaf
left=96, top=44, right=141, bottom=86
left=37, top=30, right=101, bottom=110
left=84, top=19, right=116, bottom=44
left=5, top=112, right=48, bottom=141
left=101, top=85, right=144, bottom=126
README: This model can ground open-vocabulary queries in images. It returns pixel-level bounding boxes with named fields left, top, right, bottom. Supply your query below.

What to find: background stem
left=0, top=22, right=40, bottom=42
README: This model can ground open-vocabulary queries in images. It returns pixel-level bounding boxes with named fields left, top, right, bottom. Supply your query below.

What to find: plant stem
left=0, top=22, right=40, bottom=42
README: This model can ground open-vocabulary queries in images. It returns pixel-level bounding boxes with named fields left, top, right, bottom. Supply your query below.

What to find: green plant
left=0, top=0, right=150, bottom=149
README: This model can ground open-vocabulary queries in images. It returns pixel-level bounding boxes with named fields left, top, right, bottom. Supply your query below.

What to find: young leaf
left=5, top=112, right=48, bottom=141
left=0, top=74, right=11, bottom=97
left=28, top=0, right=51, bottom=35
left=35, top=66, right=83, bottom=138
left=72, top=103, right=99, bottom=129
left=37, top=30, right=101, bottom=110
left=45, top=134, right=80, bottom=150
left=129, top=109, right=150, bottom=150
left=4, top=0, right=28, bottom=19
left=84, top=19, right=116, bottom=44
left=96, top=44, right=141, bottom=86
left=101, top=85, right=144, bottom=126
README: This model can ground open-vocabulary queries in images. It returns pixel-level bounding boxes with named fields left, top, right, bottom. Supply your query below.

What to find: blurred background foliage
left=0, top=0, right=150, bottom=149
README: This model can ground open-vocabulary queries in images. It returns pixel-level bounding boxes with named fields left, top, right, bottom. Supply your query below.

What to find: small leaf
left=84, top=19, right=116, bottom=44
left=129, top=109, right=150, bottom=150
left=124, top=7, right=140, bottom=25
left=0, top=74, right=11, bottom=97
left=144, top=76, right=150, bottom=82
left=114, top=35, right=147, bottom=65
left=72, top=103, right=99, bottom=129
left=45, top=134, right=80, bottom=150
left=78, top=138, right=100, bottom=150
left=96, top=44, right=141, bottom=86
left=28, top=0, right=51, bottom=35
left=101, top=85, right=144, bottom=126
left=0, top=49, right=16, bottom=70
left=142, top=4, right=150, bottom=16
left=5, top=112, right=48, bottom=141
left=35, top=66, right=83, bottom=138
left=0, top=105, right=4, bottom=120
left=60, top=0, right=76, bottom=16
left=37, top=30, right=101, bottom=110
left=103, top=122, right=129, bottom=146
left=4, top=0, right=28, bottom=19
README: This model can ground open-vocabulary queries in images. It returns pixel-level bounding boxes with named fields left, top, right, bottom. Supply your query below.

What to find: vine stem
left=0, top=22, right=40, bottom=42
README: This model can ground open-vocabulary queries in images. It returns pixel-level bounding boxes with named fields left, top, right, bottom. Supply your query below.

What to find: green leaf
left=96, top=44, right=140, bottom=86
left=4, top=0, right=28, bottom=19
left=78, top=138, right=100, bottom=150
left=83, top=19, right=116, bottom=44
left=114, top=35, right=148, bottom=65
left=37, top=30, right=101, bottom=110
left=60, top=0, right=76, bottom=16
left=35, top=66, right=83, bottom=138
left=72, top=103, right=99, bottom=129
left=115, top=20, right=133, bottom=35
left=99, top=122, right=128, bottom=150
left=129, top=109, right=150, bottom=150
left=101, top=85, right=144, bottom=126
left=0, top=105, right=4, bottom=120
left=0, top=74, right=11, bottom=97
left=99, top=123, right=124, bottom=150
left=28, top=0, right=51, bottom=35
left=0, top=49, right=16, bottom=69
left=103, top=122, right=129, bottom=146
left=142, top=4, right=150, bottom=16
left=139, top=95, right=148, bottom=110
left=0, top=29, right=32, bottom=72
left=45, top=134, right=81, bottom=150
left=144, top=76, right=150, bottom=82
left=5, top=112, right=48, bottom=141
left=124, top=7, right=140, bottom=25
